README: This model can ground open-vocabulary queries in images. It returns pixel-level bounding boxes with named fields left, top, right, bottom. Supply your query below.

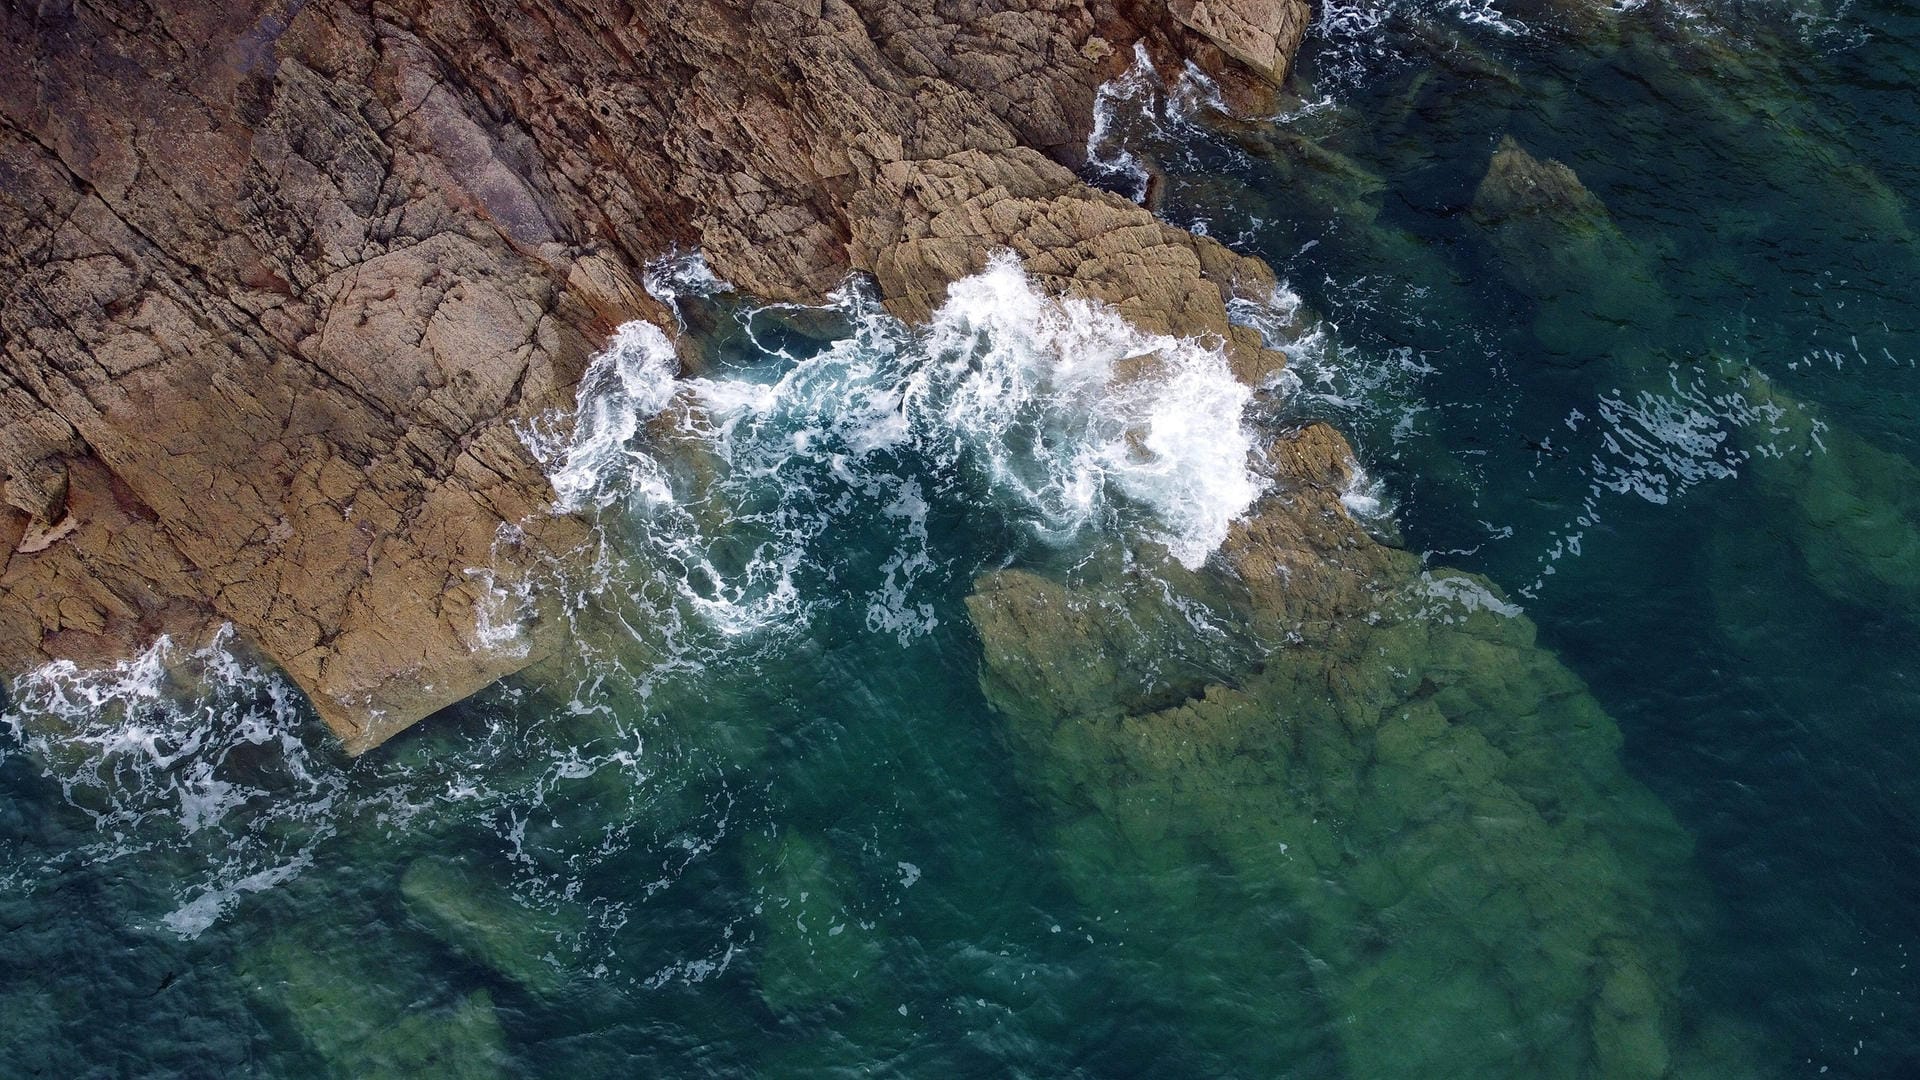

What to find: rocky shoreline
left=0, top=4, right=1818, bottom=1073
left=1, top=0, right=1309, bottom=750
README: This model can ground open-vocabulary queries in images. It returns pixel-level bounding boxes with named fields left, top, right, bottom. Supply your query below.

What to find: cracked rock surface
left=0, top=0, right=1306, bottom=749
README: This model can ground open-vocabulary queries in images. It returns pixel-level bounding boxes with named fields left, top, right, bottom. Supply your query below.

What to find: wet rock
left=1168, top=0, right=1312, bottom=85
left=0, top=0, right=1306, bottom=750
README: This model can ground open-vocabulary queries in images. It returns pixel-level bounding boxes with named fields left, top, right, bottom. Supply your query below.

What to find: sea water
left=4, top=1, right=1918, bottom=1075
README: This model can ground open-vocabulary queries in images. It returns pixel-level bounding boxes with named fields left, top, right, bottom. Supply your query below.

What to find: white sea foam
left=866, top=481, right=938, bottom=644
left=1589, top=381, right=1748, bottom=505
left=0, top=627, right=342, bottom=938
left=912, top=252, right=1261, bottom=567
left=468, top=523, right=538, bottom=656
left=1339, top=460, right=1394, bottom=523
left=1437, top=0, right=1529, bottom=35
left=0, top=601, right=742, bottom=959
left=538, top=319, right=682, bottom=513
left=1085, top=44, right=1252, bottom=204
left=1087, top=43, right=1161, bottom=202
left=163, top=854, right=312, bottom=938
left=1506, top=365, right=1793, bottom=596
left=644, top=250, right=731, bottom=316
left=1308, top=0, right=1531, bottom=101
left=1307, top=0, right=1855, bottom=110
left=1418, top=570, right=1525, bottom=619
left=533, top=249, right=1267, bottom=661
left=1231, top=283, right=1439, bottom=425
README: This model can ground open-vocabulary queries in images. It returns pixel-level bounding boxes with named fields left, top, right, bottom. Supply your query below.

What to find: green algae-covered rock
left=1470, top=136, right=1920, bottom=626
left=240, top=928, right=507, bottom=1079
left=733, top=822, right=921, bottom=1068
left=965, top=431, right=1760, bottom=1077
left=400, top=856, right=584, bottom=998
left=1503, top=0, right=1913, bottom=261
left=1470, top=136, right=1672, bottom=364
left=735, top=826, right=923, bottom=1076
left=1739, top=377, right=1920, bottom=616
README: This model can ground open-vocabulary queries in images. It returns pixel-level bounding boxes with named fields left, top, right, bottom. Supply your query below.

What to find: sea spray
left=912, top=252, right=1262, bottom=568
left=528, top=249, right=1271, bottom=660
left=540, top=319, right=683, bottom=514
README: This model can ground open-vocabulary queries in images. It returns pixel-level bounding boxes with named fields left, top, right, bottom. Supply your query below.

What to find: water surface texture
left=5, top=2, right=1918, bottom=1076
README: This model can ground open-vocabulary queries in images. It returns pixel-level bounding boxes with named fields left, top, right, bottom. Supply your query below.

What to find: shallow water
left=5, top=2, right=1919, bottom=1076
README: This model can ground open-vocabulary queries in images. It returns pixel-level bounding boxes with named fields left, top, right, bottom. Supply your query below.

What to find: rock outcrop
left=965, top=424, right=1759, bottom=1077
left=0, top=0, right=1307, bottom=750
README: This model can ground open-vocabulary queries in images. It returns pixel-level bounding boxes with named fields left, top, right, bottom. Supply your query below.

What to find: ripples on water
left=5, top=0, right=1920, bottom=1075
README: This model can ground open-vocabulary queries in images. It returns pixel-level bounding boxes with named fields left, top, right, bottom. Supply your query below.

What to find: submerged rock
left=743, top=829, right=884, bottom=1016
left=400, top=856, right=584, bottom=999
left=1469, top=137, right=1920, bottom=623
left=240, top=927, right=508, bottom=1078
left=740, top=826, right=919, bottom=1074
left=967, top=422, right=1761, bottom=1077
left=1471, top=137, right=1672, bottom=363
left=0, top=988, right=60, bottom=1076
left=1739, top=379, right=1920, bottom=616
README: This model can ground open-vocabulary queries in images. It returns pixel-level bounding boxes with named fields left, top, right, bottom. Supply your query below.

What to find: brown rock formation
left=0, top=0, right=1308, bottom=750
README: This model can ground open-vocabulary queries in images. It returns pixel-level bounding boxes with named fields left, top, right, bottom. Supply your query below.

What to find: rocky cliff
left=0, top=0, right=1309, bottom=750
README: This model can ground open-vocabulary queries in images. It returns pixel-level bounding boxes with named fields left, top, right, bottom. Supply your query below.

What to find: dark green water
left=5, top=2, right=1918, bottom=1076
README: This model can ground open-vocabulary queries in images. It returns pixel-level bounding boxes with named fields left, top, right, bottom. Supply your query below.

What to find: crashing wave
left=915, top=252, right=1261, bottom=567
left=535, top=249, right=1267, bottom=652
left=536, top=320, right=683, bottom=514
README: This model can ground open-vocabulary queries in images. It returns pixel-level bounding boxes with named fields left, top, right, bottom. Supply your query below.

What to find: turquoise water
left=5, top=2, right=1919, bottom=1076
